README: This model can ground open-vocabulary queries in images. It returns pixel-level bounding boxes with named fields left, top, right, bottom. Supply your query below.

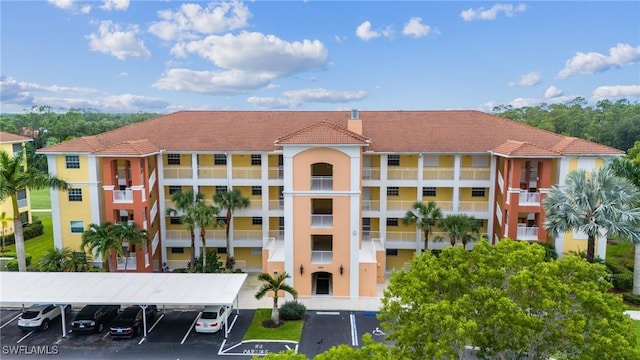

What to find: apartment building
left=37, top=110, right=623, bottom=298
left=0, top=131, right=33, bottom=235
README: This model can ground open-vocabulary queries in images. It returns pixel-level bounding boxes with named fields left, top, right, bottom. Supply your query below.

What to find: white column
left=283, top=151, right=295, bottom=286
left=47, top=154, right=63, bottom=250
left=452, top=155, right=461, bottom=212
left=157, top=153, right=168, bottom=268
left=349, top=151, right=361, bottom=298
left=487, top=155, right=497, bottom=243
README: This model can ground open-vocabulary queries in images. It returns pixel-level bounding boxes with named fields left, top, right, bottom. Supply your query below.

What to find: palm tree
left=543, top=167, right=640, bottom=263
left=193, top=202, right=223, bottom=272
left=255, top=272, right=298, bottom=324
left=0, top=149, right=68, bottom=271
left=213, top=188, right=249, bottom=263
left=402, top=201, right=442, bottom=252
left=38, top=247, right=73, bottom=271
left=437, top=214, right=481, bottom=249
left=111, top=222, right=148, bottom=271
left=0, top=211, right=13, bottom=253
left=166, top=190, right=202, bottom=271
left=80, top=222, right=123, bottom=272
left=606, top=157, right=640, bottom=294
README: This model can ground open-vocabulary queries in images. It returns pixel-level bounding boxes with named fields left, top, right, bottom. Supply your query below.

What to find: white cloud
left=48, top=0, right=74, bottom=10
left=461, top=3, right=526, bottom=21
left=0, top=76, right=97, bottom=104
left=80, top=5, right=91, bottom=14
left=247, top=88, right=369, bottom=108
left=508, top=71, right=542, bottom=87
left=356, top=21, right=380, bottom=41
left=148, top=1, right=250, bottom=42
left=100, top=0, right=129, bottom=11
left=592, top=85, right=640, bottom=101
left=86, top=21, right=151, bottom=60
left=544, top=86, right=564, bottom=98
left=153, top=68, right=272, bottom=95
left=558, top=43, right=640, bottom=78
left=402, top=17, right=438, bottom=38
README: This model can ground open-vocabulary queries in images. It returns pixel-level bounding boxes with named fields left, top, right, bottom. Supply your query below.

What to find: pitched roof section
left=38, top=110, right=624, bottom=156
left=93, top=139, right=160, bottom=156
left=274, top=120, right=371, bottom=145
left=492, top=140, right=561, bottom=157
left=0, top=131, right=32, bottom=143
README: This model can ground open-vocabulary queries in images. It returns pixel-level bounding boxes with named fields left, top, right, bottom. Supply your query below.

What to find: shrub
left=605, top=259, right=627, bottom=274
left=537, top=241, right=558, bottom=261
left=623, top=293, right=640, bottom=306
left=194, top=249, right=224, bottom=273
left=612, top=272, right=634, bottom=291
left=6, top=255, right=32, bottom=271
left=279, top=301, right=307, bottom=321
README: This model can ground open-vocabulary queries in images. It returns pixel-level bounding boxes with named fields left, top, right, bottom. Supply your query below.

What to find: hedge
left=0, top=220, right=44, bottom=246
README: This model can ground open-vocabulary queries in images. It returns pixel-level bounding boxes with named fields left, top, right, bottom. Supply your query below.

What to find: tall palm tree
left=0, top=211, right=13, bottom=253
left=0, top=149, right=68, bottom=271
left=166, top=190, right=202, bottom=271
left=255, top=272, right=298, bottom=324
left=543, top=167, right=640, bottom=263
left=81, top=222, right=123, bottom=272
left=403, top=201, right=442, bottom=252
left=606, top=157, right=640, bottom=294
left=111, top=222, right=148, bottom=271
left=437, top=214, right=481, bottom=249
left=38, top=247, right=74, bottom=271
left=193, top=202, right=223, bottom=272
left=213, top=188, right=249, bottom=262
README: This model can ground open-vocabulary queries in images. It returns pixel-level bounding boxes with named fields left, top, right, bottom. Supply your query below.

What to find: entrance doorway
left=312, top=272, right=332, bottom=295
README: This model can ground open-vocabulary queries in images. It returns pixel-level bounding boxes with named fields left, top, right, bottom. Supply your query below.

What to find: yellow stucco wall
left=292, top=148, right=351, bottom=191
left=56, top=154, right=90, bottom=182
left=422, top=187, right=453, bottom=201
left=163, top=153, right=191, bottom=167
left=234, top=247, right=262, bottom=267
left=57, top=185, right=94, bottom=251
left=165, top=248, right=192, bottom=261
left=232, top=154, right=255, bottom=167
left=459, top=187, right=488, bottom=201
left=438, top=155, right=455, bottom=167
left=398, top=154, right=418, bottom=167
left=234, top=216, right=261, bottom=230
left=268, top=186, right=282, bottom=201
left=386, top=249, right=414, bottom=270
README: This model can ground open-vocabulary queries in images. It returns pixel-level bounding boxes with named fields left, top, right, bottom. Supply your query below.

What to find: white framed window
left=65, top=155, right=80, bottom=169
left=252, top=217, right=263, bottom=225
left=68, top=188, right=83, bottom=201
left=214, top=154, right=227, bottom=165
left=423, top=187, right=436, bottom=196
left=386, top=218, right=398, bottom=227
left=471, top=187, right=486, bottom=197
left=70, top=221, right=84, bottom=233
left=387, top=155, right=400, bottom=166
left=171, top=247, right=184, bottom=254
left=168, top=186, right=181, bottom=195
left=167, top=154, right=180, bottom=165
left=251, top=154, right=261, bottom=165
left=386, top=249, right=398, bottom=256
left=252, top=186, right=262, bottom=195
left=215, top=186, right=227, bottom=194
left=387, top=187, right=399, bottom=196
left=423, top=155, right=439, bottom=167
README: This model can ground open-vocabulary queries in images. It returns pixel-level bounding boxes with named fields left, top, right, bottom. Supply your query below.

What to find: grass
left=30, top=188, right=51, bottom=209
left=243, top=308, right=304, bottom=342
left=3, top=211, right=53, bottom=265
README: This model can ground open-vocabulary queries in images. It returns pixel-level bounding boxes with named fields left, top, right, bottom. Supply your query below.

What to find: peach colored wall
left=359, top=262, right=377, bottom=297
left=292, top=148, right=351, bottom=191
left=376, top=250, right=386, bottom=283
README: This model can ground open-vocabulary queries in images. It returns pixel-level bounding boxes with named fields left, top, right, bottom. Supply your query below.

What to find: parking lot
left=1, top=307, right=390, bottom=359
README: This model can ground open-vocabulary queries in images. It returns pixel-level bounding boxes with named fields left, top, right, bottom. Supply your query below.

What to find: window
left=70, top=221, right=84, bottom=233
left=217, top=217, right=228, bottom=225
left=423, top=155, right=439, bottom=167
left=12, top=143, right=21, bottom=154
left=471, top=187, right=486, bottom=197
left=252, top=217, right=263, bottom=225
left=423, top=187, right=436, bottom=196
left=387, top=155, right=400, bottom=166
left=170, top=247, right=184, bottom=254
left=68, top=188, right=83, bottom=201
left=215, top=186, right=228, bottom=194
left=386, top=249, right=398, bottom=256
left=217, top=247, right=228, bottom=254
left=251, top=154, right=261, bottom=165
left=386, top=218, right=398, bottom=227
left=214, top=154, right=227, bottom=165
left=387, top=187, right=399, bottom=196
left=252, top=186, right=262, bottom=195
left=65, top=155, right=80, bottom=169
left=278, top=155, right=284, bottom=166
left=168, top=186, right=181, bottom=195
left=167, top=154, right=180, bottom=165
left=169, top=217, right=182, bottom=225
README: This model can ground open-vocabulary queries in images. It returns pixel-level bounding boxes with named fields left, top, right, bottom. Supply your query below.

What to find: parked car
left=110, top=305, right=158, bottom=338
left=17, top=304, right=70, bottom=332
left=195, top=305, right=232, bottom=333
left=71, top=305, right=120, bottom=334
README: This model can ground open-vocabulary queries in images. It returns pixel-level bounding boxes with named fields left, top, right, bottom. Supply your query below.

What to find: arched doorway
left=312, top=271, right=333, bottom=295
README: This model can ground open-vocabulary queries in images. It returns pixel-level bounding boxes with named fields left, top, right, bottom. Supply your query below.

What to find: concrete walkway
left=624, top=310, right=640, bottom=320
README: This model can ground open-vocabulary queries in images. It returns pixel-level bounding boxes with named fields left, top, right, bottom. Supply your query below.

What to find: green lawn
left=3, top=211, right=53, bottom=265
left=30, top=188, right=51, bottom=209
left=243, top=308, right=304, bottom=342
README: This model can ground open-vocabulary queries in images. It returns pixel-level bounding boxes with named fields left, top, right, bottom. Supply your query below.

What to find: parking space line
left=316, top=311, right=340, bottom=315
left=138, top=337, right=146, bottom=345
left=180, top=312, right=201, bottom=345
left=0, top=313, right=21, bottom=329
left=16, top=330, right=35, bottom=344
left=350, top=313, right=358, bottom=347
left=148, top=313, right=165, bottom=333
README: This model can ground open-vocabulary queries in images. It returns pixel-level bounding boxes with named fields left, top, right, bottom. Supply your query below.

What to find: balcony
left=113, top=189, right=133, bottom=203
left=458, top=201, right=489, bottom=214
left=387, top=167, right=418, bottom=180
left=362, top=200, right=380, bottom=211
left=268, top=229, right=285, bottom=240
left=362, top=167, right=381, bottom=180
left=311, top=176, right=333, bottom=191
left=460, top=167, right=491, bottom=181
left=518, top=191, right=540, bottom=206
left=311, top=251, right=333, bottom=264
left=385, top=232, right=418, bottom=246
left=232, top=167, right=261, bottom=179
left=423, top=167, right=454, bottom=180
left=163, top=166, right=193, bottom=179
left=268, top=167, right=284, bottom=179
left=311, top=214, right=333, bottom=227
left=387, top=200, right=417, bottom=211
left=197, top=166, right=226, bottom=179
left=269, top=199, right=284, bottom=210
left=117, top=256, right=137, bottom=270
left=517, top=225, right=539, bottom=241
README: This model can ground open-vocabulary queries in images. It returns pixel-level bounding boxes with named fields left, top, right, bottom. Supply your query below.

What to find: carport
left=0, top=272, right=247, bottom=338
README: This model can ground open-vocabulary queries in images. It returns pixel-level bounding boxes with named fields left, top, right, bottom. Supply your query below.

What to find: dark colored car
left=110, top=305, right=158, bottom=338
left=71, top=305, right=120, bottom=334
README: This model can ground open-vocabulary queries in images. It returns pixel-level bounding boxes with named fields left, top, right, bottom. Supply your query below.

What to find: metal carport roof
left=0, top=272, right=248, bottom=337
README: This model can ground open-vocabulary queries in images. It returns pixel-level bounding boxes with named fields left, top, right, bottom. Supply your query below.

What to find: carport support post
left=58, top=305, right=68, bottom=337
left=140, top=305, right=148, bottom=337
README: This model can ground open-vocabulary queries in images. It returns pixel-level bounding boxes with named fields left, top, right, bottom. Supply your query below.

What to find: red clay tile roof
left=492, top=140, right=561, bottom=157
left=37, top=110, right=624, bottom=156
left=93, top=139, right=160, bottom=156
left=0, top=131, right=32, bottom=143
left=275, top=120, right=371, bottom=145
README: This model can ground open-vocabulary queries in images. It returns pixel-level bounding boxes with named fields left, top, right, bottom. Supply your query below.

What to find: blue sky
left=1, top=1, right=639, bottom=114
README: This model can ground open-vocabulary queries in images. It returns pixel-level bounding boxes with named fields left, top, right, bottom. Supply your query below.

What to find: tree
left=80, top=222, right=122, bottom=272
left=402, top=201, right=442, bottom=252
left=314, top=334, right=392, bottom=360
left=379, top=240, right=639, bottom=359
left=255, top=272, right=298, bottom=324
left=193, top=202, right=223, bottom=272
left=543, top=167, right=640, bottom=263
left=38, top=247, right=73, bottom=271
left=436, top=213, right=481, bottom=249
left=213, top=188, right=249, bottom=263
left=0, top=211, right=13, bottom=253
left=165, top=190, right=202, bottom=271
left=111, top=222, right=148, bottom=271
left=0, top=149, right=68, bottom=271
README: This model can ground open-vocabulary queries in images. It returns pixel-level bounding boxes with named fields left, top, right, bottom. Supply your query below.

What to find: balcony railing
left=311, top=214, right=333, bottom=227
left=232, top=167, right=261, bottom=179
left=458, top=201, right=489, bottom=213
left=387, top=167, right=418, bottom=180
left=460, top=167, right=491, bottom=181
left=518, top=191, right=540, bottom=205
left=233, top=230, right=262, bottom=241
left=387, top=200, right=417, bottom=211
left=311, top=251, right=333, bottom=264
left=113, top=189, right=133, bottom=203
left=268, top=230, right=285, bottom=240
left=269, top=199, right=284, bottom=210
left=268, top=167, right=284, bottom=179
left=362, top=167, right=381, bottom=180
left=165, top=230, right=192, bottom=241
left=362, top=231, right=379, bottom=241
left=385, top=232, right=418, bottom=244
left=517, top=225, right=539, bottom=240
left=362, top=200, right=380, bottom=211
left=197, top=166, right=227, bottom=179
left=311, top=176, right=333, bottom=190
left=423, top=167, right=454, bottom=180
left=163, top=166, right=193, bottom=179
left=117, top=256, right=137, bottom=270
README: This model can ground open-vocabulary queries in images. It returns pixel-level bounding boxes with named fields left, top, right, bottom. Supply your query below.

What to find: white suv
left=17, top=304, right=70, bottom=332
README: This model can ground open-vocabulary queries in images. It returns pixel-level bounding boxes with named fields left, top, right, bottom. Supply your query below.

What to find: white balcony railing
left=517, top=225, right=539, bottom=240
left=311, top=176, right=333, bottom=190
left=387, top=167, right=418, bottom=180
left=268, top=167, right=284, bottom=179
left=163, top=166, right=193, bottom=179
left=117, top=256, right=137, bottom=270
left=362, top=200, right=380, bottom=211
left=232, top=167, right=261, bottom=179
left=269, top=199, right=284, bottom=210
left=436, top=201, right=453, bottom=211
left=362, top=167, right=381, bottom=180
left=362, top=231, right=380, bottom=241
left=165, top=230, right=192, bottom=241
left=387, top=200, right=417, bottom=211
left=148, top=169, right=157, bottom=190
left=460, top=167, right=491, bottom=181
left=519, top=191, right=540, bottom=205
left=311, top=214, right=333, bottom=227
left=423, top=167, right=454, bottom=180
left=268, top=230, right=285, bottom=240
left=233, top=230, right=262, bottom=241
left=458, top=201, right=489, bottom=213
left=385, top=232, right=418, bottom=244
left=311, top=251, right=333, bottom=264
left=197, top=166, right=227, bottom=179
left=113, top=189, right=133, bottom=203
